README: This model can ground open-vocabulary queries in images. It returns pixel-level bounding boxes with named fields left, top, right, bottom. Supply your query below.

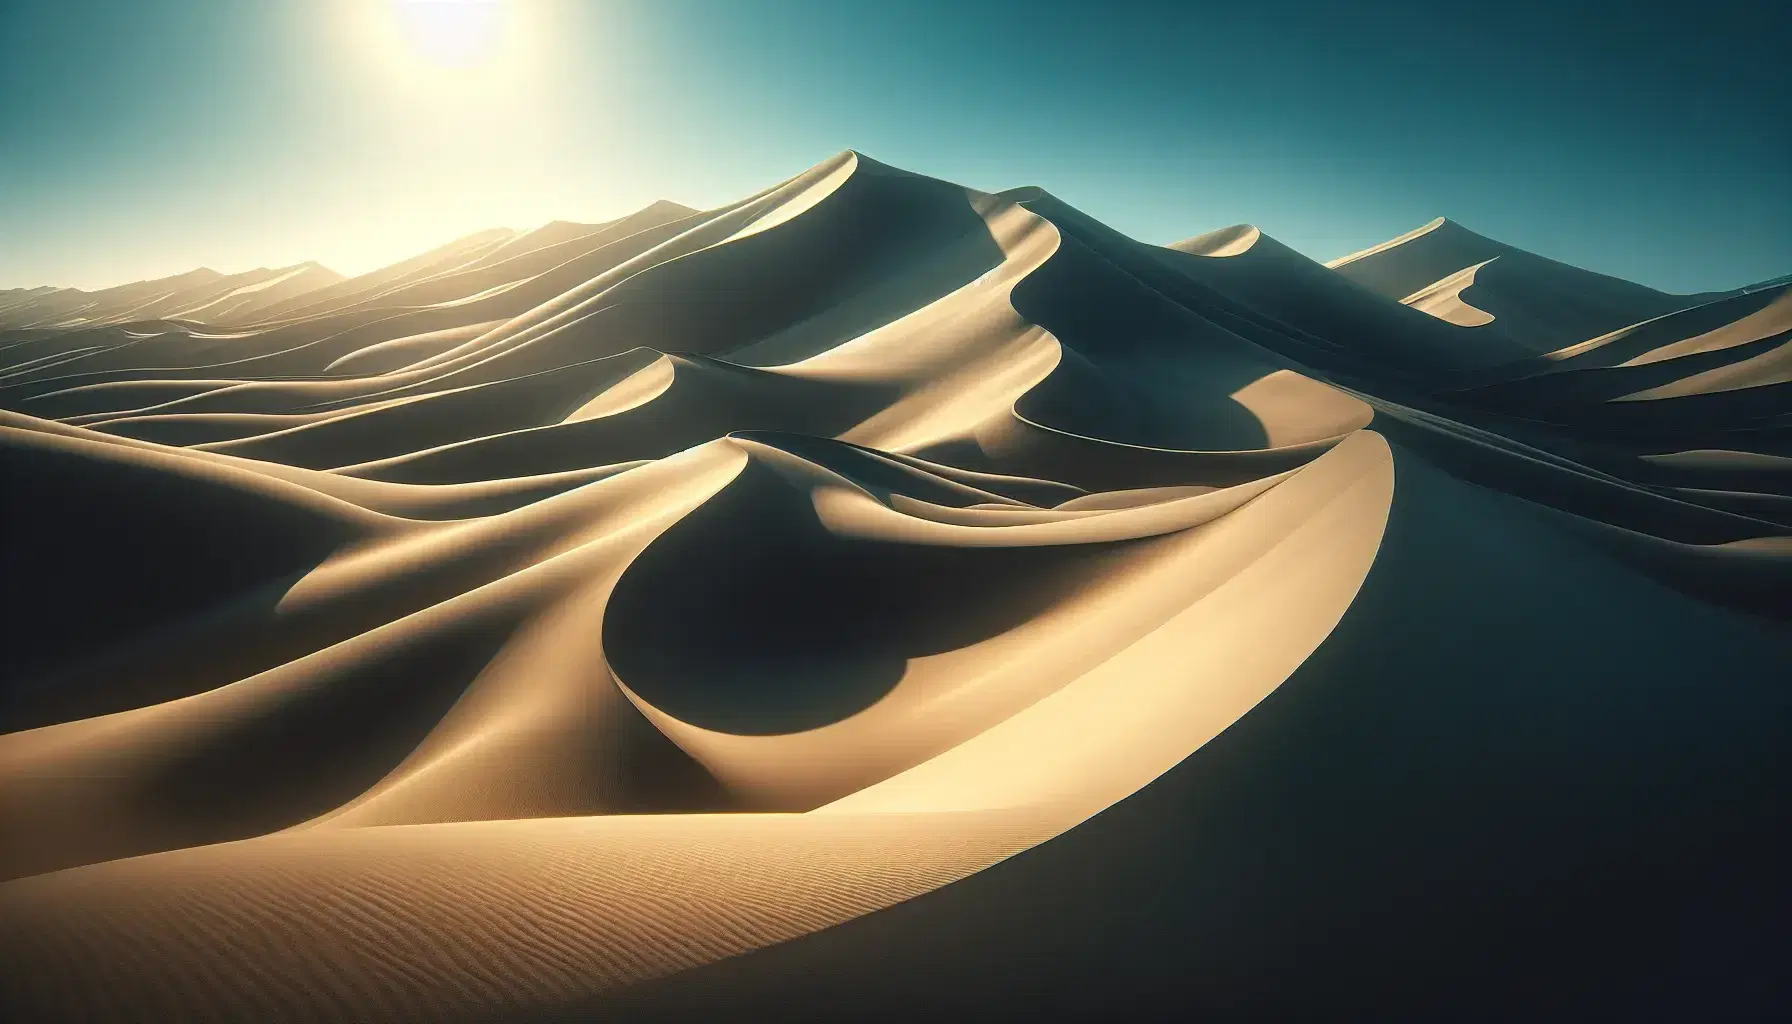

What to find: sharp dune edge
left=0, top=153, right=1786, bottom=1020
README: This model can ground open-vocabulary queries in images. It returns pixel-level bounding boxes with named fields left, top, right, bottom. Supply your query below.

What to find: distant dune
left=0, top=262, right=348, bottom=332
left=0, top=153, right=1785, bottom=1021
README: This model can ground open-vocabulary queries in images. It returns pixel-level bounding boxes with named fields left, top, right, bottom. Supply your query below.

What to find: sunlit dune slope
left=1326, top=215, right=1713, bottom=351
left=0, top=151, right=1785, bottom=1021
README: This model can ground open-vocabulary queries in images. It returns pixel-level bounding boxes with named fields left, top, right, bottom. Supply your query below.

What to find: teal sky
left=2, top=0, right=1786, bottom=292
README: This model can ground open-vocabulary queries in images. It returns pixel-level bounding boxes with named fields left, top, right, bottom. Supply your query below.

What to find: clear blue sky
left=2, top=0, right=1786, bottom=292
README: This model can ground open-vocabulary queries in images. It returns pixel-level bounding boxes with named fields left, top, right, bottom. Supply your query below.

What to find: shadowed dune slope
left=0, top=151, right=1785, bottom=1021
left=1326, top=216, right=1705, bottom=351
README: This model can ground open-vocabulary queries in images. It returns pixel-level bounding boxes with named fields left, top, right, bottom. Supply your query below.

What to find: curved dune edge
left=0, top=432, right=1392, bottom=1022
left=1170, top=223, right=1261, bottom=257
left=1401, top=258, right=1497, bottom=327
left=1324, top=215, right=1450, bottom=270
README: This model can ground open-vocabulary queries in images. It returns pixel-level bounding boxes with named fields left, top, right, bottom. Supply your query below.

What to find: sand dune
left=0, top=152, right=1785, bottom=1020
left=0, top=262, right=347, bottom=332
left=1324, top=215, right=1751, bottom=362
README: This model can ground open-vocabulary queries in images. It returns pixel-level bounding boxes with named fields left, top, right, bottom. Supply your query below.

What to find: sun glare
left=343, top=0, right=547, bottom=99
left=399, top=0, right=504, bottom=68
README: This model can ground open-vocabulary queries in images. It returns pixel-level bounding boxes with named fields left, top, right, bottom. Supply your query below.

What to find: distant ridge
left=0, top=263, right=344, bottom=331
left=0, top=202, right=703, bottom=332
left=1327, top=216, right=1700, bottom=352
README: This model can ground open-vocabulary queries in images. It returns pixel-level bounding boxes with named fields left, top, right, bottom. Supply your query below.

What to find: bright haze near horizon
left=1, top=0, right=1785, bottom=293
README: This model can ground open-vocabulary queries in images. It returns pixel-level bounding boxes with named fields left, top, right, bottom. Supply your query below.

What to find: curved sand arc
left=0, top=152, right=1785, bottom=1020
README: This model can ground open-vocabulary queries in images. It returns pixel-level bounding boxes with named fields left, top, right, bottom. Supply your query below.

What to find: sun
left=341, top=0, right=549, bottom=102
left=397, top=0, right=504, bottom=68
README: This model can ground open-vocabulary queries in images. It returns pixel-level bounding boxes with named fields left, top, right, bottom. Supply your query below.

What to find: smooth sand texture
left=1328, top=215, right=1712, bottom=355
left=1400, top=257, right=1498, bottom=326
left=1, top=152, right=1786, bottom=1020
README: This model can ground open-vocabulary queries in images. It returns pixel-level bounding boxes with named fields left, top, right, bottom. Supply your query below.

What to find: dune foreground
left=0, top=153, right=1786, bottom=1020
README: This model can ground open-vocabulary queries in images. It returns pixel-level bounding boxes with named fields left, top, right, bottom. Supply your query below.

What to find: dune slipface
left=0, top=153, right=1785, bottom=1020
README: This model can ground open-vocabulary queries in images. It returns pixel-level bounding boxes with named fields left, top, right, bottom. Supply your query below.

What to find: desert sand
left=0, top=152, right=1786, bottom=1020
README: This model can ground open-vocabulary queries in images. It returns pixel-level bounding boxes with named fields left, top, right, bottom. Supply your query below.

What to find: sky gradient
left=2, top=0, right=1786, bottom=293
